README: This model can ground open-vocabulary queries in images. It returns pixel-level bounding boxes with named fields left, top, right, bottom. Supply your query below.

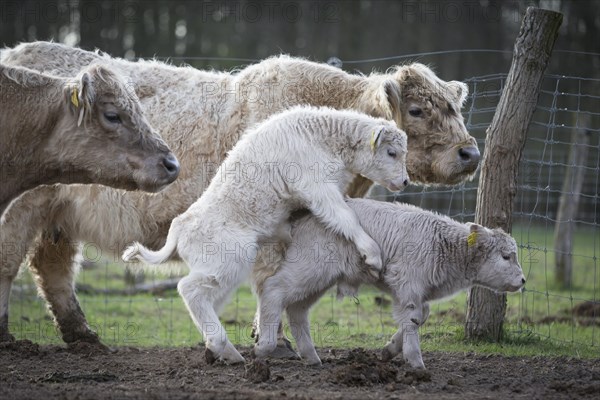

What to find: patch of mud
left=37, top=371, right=118, bottom=383
left=329, top=348, right=399, bottom=386
left=0, top=345, right=598, bottom=400
left=244, top=359, right=271, bottom=383
left=0, top=339, right=40, bottom=355
left=573, top=301, right=600, bottom=318
left=66, top=340, right=110, bottom=355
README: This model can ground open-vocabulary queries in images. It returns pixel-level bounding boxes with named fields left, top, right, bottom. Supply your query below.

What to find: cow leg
left=0, top=239, right=20, bottom=342
left=29, top=233, right=100, bottom=345
left=0, top=276, right=15, bottom=342
left=1, top=186, right=59, bottom=342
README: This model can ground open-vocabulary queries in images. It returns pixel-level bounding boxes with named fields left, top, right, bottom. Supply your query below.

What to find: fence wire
left=8, top=51, right=600, bottom=352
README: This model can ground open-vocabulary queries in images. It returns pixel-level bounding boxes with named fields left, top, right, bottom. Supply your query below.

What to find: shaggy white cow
left=252, top=199, right=525, bottom=368
left=123, top=107, right=409, bottom=364
left=0, top=41, right=478, bottom=346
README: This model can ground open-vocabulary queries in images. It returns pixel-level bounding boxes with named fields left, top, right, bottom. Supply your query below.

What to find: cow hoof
left=0, top=332, right=15, bottom=343
left=63, top=329, right=101, bottom=345
left=67, top=340, right=110, bottom=354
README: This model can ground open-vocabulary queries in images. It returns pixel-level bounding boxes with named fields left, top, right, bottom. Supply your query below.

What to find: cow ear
left=370, top=126, right=385, bottom=153
left=135, top=83, right=156, bottom=99
left=382, top=79, right=402, bottom=127
left=448, top=80, right=468, bottom=106
left=65, top=79, right=83, bottom=126
left=74, top=69, right=98, bottom=126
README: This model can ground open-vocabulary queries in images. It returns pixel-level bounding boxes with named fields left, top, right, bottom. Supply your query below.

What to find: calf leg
left=250, top=242, right=297, bottom=358
left=253, top=294, right=286, bottom=359
left=252, top=308, right=297, bottom=358
left=309, top=190, right=382, bottom=275
left=177, top=267, right=246, bottom=364
left=382, top=299, right=426, bottom=368
left=29, top=233, right=100, bottom=344
left=287, top=301, right=321, bottom=366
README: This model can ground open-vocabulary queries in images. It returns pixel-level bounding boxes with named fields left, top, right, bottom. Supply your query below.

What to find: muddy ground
left=1, top=340, right=598, bottom=400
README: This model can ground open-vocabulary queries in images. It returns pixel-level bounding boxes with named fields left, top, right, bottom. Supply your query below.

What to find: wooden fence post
left=465, top=7, right=563, bottom=341
left=554, top=114, right=591, bottom=288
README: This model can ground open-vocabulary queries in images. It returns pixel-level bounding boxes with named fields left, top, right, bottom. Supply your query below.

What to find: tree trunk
left=465, top=7, right=563, bottom=341
left=554, top=114, right=591, bottom=288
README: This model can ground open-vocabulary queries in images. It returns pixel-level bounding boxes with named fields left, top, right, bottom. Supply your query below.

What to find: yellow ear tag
left=467, top=231, right=478, bottom=247
left=71, top=88, right=79, bottom=107
left=370, top=130, right=376, bottom=152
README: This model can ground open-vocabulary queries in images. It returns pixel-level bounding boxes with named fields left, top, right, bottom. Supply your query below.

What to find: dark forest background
left=1, top=0, right=599, bottom=218
left=1, top=0, right=598, bottom=79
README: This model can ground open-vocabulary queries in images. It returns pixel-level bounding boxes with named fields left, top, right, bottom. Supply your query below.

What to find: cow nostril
left=521, top=278, right=526, bottom=285
left=403, top=179, right=409, bottom=187
left=458, top=146, right=481, bottom=164
left=162, top=154, right=180, bottom=176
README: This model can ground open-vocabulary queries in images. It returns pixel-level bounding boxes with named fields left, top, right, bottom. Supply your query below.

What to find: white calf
left=123, top=106, right=409, bottom=364
left=253, top=199, right=525, bottom=368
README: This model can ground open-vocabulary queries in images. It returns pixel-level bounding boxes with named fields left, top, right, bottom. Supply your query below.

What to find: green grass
left=8, top=223, right=600, bottom=359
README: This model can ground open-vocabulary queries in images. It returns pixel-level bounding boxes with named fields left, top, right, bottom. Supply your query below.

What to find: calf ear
left=467, top=223, right=482, bottom=248
left=370, top=126, right=385, bottom=152
left=79, top=70, right=95, bottom=108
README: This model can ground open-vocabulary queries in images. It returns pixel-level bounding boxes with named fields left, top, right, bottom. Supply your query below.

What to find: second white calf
left=253, top=199, right=525, bottom=368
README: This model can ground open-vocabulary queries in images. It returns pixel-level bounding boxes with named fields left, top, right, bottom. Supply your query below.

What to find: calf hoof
left=381, top=347, right=395, bottom=362
left=305, top=357, right=322, bottom=367
left=223, top=351, right=246, bottom=365
left=404, top=356, right=426, bottom=370
left=363, top=253, right=382, bottom=273
left=269, top=343, right=300, bottom=360
left=206, top=344, right=246, bottom=365
left=205, top=347, right=218, bottom=365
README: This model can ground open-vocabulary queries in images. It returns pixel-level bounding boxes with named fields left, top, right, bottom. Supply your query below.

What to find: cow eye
left=104, top=112, right=121, bottom=124
left=408, top=107, right=423, bottom=117
left=502, top=255, right=510, bottom=260
left=387, top=149, right=397, bottom=158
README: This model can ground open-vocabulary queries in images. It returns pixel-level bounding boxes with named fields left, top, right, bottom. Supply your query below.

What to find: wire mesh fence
left=8, top=50, right=600, bottom=351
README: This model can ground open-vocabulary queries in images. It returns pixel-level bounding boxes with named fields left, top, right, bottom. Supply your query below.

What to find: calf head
left=361, top=63, right=479, bottom=185
left=468, top=224, right=526, bottom=292
left=359, top=121, right=409, bottom=192
left=57, top=64, right=179, bottom=192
